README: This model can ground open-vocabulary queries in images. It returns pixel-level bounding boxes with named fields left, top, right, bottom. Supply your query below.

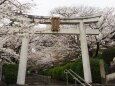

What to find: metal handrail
left=64, top=69, right=85, bottom=86
left=69, top=69, right=91, bottom=86
left=64, top=69, right=92, bottom=86
left=68, top=69, right=85, bottom=86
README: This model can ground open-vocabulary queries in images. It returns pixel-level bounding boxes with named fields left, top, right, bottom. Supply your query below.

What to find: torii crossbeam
left=16, top=14, right=101, bottom=85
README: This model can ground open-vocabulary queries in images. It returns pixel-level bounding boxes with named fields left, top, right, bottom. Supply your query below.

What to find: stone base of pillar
left=16, top=84, right=27, bottom=86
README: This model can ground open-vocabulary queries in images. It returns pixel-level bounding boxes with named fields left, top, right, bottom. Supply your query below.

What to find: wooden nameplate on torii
left=51, top=17, right=60, bottom=32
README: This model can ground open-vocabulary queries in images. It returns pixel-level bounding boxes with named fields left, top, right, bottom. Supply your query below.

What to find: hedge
left=2, top=64, right=19, bottom=85
left=42, top=58, right=108, bottom=83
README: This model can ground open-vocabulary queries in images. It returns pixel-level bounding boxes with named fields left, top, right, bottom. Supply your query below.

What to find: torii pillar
left=79, top=21, right=92, bottom=83
left=17, top=34, right=29, bottom=85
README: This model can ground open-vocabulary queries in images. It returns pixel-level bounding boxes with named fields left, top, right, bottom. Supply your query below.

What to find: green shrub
left=102, top=47, right=115, bottom=65
left=90, top=59, right=101, bottom=83
left=43, top=58, right=106, bottom=83
left=71, top=59, right=84, bottom=78
left=2, top=64, right=19, bottom=85
left=44, top=66, right=66, bottom=81
left=93, top=54, right=102, bottom=59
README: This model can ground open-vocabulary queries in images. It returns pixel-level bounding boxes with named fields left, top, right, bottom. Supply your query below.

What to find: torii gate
left=16, top=14, right=101, bottom=85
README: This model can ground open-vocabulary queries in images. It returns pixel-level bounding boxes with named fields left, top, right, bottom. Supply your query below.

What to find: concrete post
left=0, top=59, right=2, bottom=81
left=99, top=59, right=106, bottom=83
left=79, top=21, right=92, bottom=83
left=17, top=34, right=29, bottom=85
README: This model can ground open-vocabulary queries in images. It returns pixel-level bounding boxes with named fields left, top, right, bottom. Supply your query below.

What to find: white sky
left=18, top=0, right=115, bottom=16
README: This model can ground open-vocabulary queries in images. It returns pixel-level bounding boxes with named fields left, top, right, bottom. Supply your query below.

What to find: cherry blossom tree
left=1, top=3, right=115, bottom=70
left=50, top=6, right=115, bottom=57
left=0, top=0, right=33, bottom=63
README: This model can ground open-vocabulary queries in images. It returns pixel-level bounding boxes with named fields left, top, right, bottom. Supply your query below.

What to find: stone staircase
left=25, top=75, right=51, bottom=85
left=25, top=76, right=115, bottom=86
left=14, top=75, right=115, bottom=86
left=25, top=74, right=67, bottom=86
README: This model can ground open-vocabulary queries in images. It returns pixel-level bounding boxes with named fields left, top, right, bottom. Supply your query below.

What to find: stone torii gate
left=16, top=14, right=101, bottom=85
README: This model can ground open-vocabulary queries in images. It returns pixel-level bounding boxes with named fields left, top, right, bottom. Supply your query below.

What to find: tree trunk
left=95, top=41, right=100, bottom=57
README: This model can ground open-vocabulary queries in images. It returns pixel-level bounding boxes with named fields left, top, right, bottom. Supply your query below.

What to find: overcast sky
left=18, top=0, right=115, bottom=16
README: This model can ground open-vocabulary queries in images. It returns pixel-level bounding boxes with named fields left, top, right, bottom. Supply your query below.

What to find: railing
left=64, top=69, right=91, bottom=86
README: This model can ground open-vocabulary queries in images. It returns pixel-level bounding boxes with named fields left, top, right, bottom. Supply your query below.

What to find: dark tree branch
left=94, top=36, right=100, bottom=57
left=0, top=0, right=7, bottom=5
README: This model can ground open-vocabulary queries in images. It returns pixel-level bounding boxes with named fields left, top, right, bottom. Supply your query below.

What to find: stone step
left=9, top=84, right=115, bottom=86
left=25, top=83, right=115, bottom=86
left=27, top=85, right=72, bottom=86
left=26, top=84, right=75, bottom=86
left=10, top=84, right=74, bottom=86
left=91, top=84, right=115, bottom=86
